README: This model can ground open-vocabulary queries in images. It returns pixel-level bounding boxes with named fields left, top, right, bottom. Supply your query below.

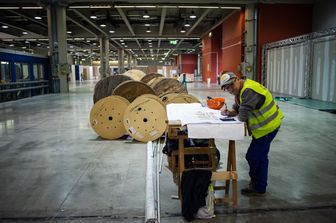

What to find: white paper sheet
left=166, top=103, right=245, bottom=140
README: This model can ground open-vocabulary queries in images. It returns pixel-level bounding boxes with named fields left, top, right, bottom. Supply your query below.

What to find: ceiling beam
left=201, top=10, right=237, bottom=38
left=158, top=8, right=166, bottom=36
left=186, top=8, right=211, bottom=36
left=0, top=20, right=47, bottom=37
left=67, top=15, right=97, bottom=38
left=71, top=9, right=108, bottom=36
left=116, top=7, right=135, bottom=36
left=163, top=8, right=211, bottom=60
left=116, top=7, right=146, bottom=58
left=157, top=8, right=167, bottom=59
left=71, top=9, right=122, bottom=49
left=8, top=10, right=48, bottom=28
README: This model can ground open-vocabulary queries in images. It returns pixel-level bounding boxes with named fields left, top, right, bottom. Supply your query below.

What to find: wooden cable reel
left=123, top=69, right=146, bottom=81
left=152, top=78, right=188, bottom=97
left=140, top=73, right=164, bottom=84
left=93, top=75, right=132, bottom=103
left=147, top=77, right=165, bottom=88
left=123, top=94, right=167, bottom=142
left=90, top=96, right=130, bottom=139
left=161, top=93, right=200, bottom=105
left=112, top=80, right=156, bottom=102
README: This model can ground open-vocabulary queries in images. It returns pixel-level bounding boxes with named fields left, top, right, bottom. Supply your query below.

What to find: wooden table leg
left=225, top=142, right=232, bottom=197
left=229, top=140, right=238, bottom=208
left=208, top=139, right=217, bottom=170
left=178, top=136, right=185, bottom=198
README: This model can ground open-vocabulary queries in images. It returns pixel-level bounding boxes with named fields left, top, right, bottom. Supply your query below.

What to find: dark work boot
left=241, top=187, right=266, bottom=196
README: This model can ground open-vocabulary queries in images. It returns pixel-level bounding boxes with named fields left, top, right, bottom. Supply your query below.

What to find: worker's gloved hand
left=220, top=108, right=237, bottom=117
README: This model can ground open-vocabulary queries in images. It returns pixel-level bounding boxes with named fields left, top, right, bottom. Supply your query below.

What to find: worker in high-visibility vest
left=220, top=71, right=284, bottom=196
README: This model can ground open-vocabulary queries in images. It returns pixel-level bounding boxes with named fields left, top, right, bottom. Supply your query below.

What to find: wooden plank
left=211, top=171, right=238, bottom=181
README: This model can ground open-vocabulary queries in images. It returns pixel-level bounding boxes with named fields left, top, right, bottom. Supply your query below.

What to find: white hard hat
left=220, top=72, right=237, bottom=89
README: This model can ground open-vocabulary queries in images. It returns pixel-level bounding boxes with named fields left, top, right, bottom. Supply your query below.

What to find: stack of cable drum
left=90, top=69, right=200, bottom=142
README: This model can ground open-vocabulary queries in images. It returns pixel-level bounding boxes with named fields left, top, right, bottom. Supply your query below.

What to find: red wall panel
left=181, top=54, right=197, bottom=74
left=201, top=25, right=222, bottom=83
left=221, top=10, right=245, bottom=78
left=257, top=4, right=312, bottom=81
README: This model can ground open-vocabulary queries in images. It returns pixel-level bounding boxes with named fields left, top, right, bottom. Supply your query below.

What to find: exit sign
left=170, top=40, right=177, bottom=45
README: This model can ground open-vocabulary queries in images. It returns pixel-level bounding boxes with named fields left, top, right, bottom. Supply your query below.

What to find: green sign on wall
left=169, top=40, right=177, bottom=45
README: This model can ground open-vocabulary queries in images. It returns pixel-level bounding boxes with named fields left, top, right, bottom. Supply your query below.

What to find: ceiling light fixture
left=145, top=23, right=150, bottom=27
left=89, top=5, right=112, bottom=9
left=21, top=6, right=42, bottom=9
left=180, top=28, right=186, bottom=33
left=0, top=7, right=19, bottom=9
left=1, top=25, right=8, bottom=29
left=184, top=23, right=190, bottom=27
left=135, top=6, right=156, bottom=8
left=69, top=6, right=90, bottom=9
left=90, top=15, right=97, bottom=19
left=109, top=30, right=115, bottom=34
left=22, top=31, right=28, bottom=35
left=220, top=6, right=241, bottom=9
left=34, top=16, right=42, bottom=20
left=146, top=27, right=151, bottom=33
left=143, top=11, right=150, bottom=19
left=67, top=31, right=72, bottom=34
left=100, top=24, right=106, bottom=27
left=190, top=11, right=197, bottom=19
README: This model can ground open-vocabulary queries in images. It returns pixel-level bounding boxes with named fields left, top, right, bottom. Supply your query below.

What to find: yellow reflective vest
left=240, top=79, right=284, bottom=139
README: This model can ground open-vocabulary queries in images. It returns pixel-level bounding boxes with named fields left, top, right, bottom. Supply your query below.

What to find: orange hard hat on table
left=207, top=97, right=225, bottom=110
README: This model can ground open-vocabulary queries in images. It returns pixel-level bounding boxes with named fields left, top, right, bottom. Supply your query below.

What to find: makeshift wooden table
left=166, top=103, right=245, bottom=208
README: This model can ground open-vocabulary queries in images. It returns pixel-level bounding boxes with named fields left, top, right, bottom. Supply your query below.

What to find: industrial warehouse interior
left=0, top=0, right=335, bottom=223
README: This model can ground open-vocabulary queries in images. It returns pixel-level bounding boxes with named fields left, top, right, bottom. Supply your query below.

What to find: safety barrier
left=0, top=80, right=49, bottom=102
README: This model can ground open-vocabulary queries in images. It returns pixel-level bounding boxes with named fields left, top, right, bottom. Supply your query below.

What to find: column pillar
left=133, top=57, right=137, bottom=66
left=47, top=0, right=69, bottom=93
left=100, top=36, right=109, bottom=78
left=118, top=49, right=125, bottom=74
left=244, top=4, right=257, bottom=80
left=127, top=54, right=131, bottom=69
left=197, top=53, right=202, bottom=77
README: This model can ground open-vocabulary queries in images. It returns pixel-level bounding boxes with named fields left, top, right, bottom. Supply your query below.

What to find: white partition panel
left=311, top=38, right=336, bottom=102
left=266, top=43, right=308, bottom=97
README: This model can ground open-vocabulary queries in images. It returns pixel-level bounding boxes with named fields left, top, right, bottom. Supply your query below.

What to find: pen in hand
left=220, top=103, right=238, bottom=117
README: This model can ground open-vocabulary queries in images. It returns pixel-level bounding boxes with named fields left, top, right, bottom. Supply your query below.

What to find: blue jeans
left=246, top=128, right=279, bottom=192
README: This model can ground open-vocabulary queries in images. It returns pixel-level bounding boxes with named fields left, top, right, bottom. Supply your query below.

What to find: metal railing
left=145, top=138, right=164, bottom=223
left=0, top=80, right=49, bottom=102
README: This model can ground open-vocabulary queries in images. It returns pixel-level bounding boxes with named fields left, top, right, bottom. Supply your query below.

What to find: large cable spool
left=112, top=80, right=156, bottom=102
left=147, top=77, right=165, bottom=88
left=161, top=93, right=200, bottom=105
left=93, top=75, right=132, bottom=103
left=152, top=78, right=187, bottom=97
left=90, top=96, right=130, bottom=139
left=123, top=69, right=146, bottom=81
left=123, top=94, right=167, bottom=142
left=140, top=73, right=164, bottom=84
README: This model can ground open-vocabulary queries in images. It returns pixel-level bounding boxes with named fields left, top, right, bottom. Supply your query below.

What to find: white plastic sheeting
left=266, top=42, right=309, bottom=98
left=311, top=38, right=336, bottom=102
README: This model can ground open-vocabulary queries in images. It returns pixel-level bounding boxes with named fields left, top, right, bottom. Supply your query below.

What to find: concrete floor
left=0, top=80, right=335, bottom=223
